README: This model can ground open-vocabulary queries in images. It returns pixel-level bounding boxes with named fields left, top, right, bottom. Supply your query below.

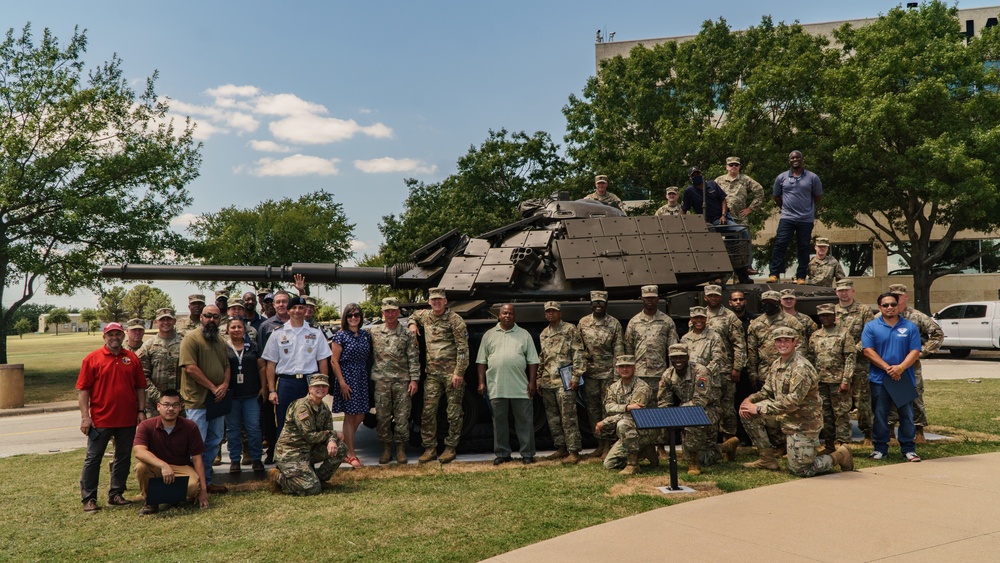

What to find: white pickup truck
left=933, top=301, right=1000, bottom=358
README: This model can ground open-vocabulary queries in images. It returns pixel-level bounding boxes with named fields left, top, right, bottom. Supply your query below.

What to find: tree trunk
left=911, top=263, right=935, bottom=315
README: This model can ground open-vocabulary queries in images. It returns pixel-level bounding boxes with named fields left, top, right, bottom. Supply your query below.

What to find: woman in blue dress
left=331, top=302, right=371, bottom=468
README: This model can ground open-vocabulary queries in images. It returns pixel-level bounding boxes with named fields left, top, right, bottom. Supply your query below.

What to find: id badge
left=237, top=372, right=244, bottom=385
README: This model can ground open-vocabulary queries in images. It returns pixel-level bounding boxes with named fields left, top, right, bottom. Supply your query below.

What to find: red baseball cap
left=103, top=322, right=125, bottom=334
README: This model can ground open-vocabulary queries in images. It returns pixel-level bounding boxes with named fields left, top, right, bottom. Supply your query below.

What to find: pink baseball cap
left=103, top=322, right=125, bottom=334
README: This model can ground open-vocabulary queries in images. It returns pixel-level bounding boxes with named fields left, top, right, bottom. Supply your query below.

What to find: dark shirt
left=682, top=180, right=727, bottom=222
left=134, top=415, right=205, bottom=467
left=228, top=342, right=262, bottom=399
left=257, top=314, right=287, bottom=350
left=248, top=313, right=266, bottom=332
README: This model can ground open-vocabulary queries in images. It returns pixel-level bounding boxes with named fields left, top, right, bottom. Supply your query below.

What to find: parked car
left=932, top=301, right=1000, bottom=358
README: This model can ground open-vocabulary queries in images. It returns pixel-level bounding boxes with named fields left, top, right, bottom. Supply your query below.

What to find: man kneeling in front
left=133, top=389, right=209, bottom=515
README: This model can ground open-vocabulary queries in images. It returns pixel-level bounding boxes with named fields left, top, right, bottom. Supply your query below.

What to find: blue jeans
left=870, top=382, right=916, bottom=455
left=711, top=215, right=752, bottom=268
left=80, top=426, right=136, bottom=503
left=226, top=396, right=263, bottom=462
left=275, top=377, right=309, bottom=436
left=188, top=408, right=225, bottom=484
left=769, top=219, right=813, bottom=279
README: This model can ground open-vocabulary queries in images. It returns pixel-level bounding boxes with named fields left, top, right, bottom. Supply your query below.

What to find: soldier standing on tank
left=138, top=308, right=183, bottom=418
left=370, top=297, right=420, bottom=465
left=834, top=279, right=875, bottom=446
left=885, top=284, right=942, bottom=445
left=597, top=355, right=654, bottom=475
left=779, top=289, right=818, bottom=341
left=578, top=290, right=624, bottom=460
left=714, top=156, right=765, bottom=227
left=704, top=284, right=746, bottom=444
left=409, top=288, right=469, bottom=464
left=176, top=294, right=205, bottom=338
left=583, top=174, right=625, bottom=213
left=654, top=187, right=682, bottom=217
left=537, top=301, right=586, bottom=464
left=807, top=238, right=846, bottom=287
left=808, top=303, right=856, bottom=451
left=740, top=327, right=854, bottom=476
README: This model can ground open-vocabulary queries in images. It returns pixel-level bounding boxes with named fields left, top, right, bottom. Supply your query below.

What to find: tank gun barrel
left=100, top=263, right=419, bottom=287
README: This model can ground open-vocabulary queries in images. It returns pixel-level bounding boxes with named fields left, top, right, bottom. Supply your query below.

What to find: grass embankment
left=7, top=332, right=104, bottom=404
left=1, top=378, right=998, bottom=561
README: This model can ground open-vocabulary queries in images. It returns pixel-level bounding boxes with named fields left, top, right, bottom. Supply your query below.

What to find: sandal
left=346, top=455, right=363, bottom=468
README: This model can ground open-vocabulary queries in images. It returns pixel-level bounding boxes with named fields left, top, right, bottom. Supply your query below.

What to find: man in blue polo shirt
left=768, top=150, right=823, bottom=284
left=861, top=292, right=922, bottom=461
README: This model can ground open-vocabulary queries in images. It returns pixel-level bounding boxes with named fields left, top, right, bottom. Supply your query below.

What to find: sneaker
left=869, top=451, right=886, bottom=460
left=905, top=452, right=922, bottom=462
left=82, top=499, right=100, bottom=513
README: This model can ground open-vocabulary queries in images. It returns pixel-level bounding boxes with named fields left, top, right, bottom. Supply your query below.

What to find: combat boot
left=544, top=447, right=568, bottom=461
left=888, top=424, right=898, bottom=446
left=438, top=446, right=457, bottom=464
left=830, top=445, right=854, bottom=471
left=618, top=454, right=640, bottom=476
left=686, top=453, right=701, bottom=476
left=600, top=440, right=613, bottom=461
left=914, top=426, right=926, bottom=444
left=267, top=468, right=282, bottom=494
left=743, top=448, right=779, bottom=471
left=395, top=443, right=408, bottom=464
left=563, top=451, right=581, bottom=464
left=418, top=447, right=437, bottom=464
left=378, top=443, right=393, bottom=465
left=861, top=431, right=873, bottom=448
left=775, top=443, right=788, bottom=458
left=720, top=437, right=740, bottom=462
left=641, top=445, right=659, bottom=468
left=587, top=442, right=605, bottom=459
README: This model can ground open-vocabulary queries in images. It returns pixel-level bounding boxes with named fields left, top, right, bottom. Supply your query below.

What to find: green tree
left=188, top=190, right=354, bottom=290
left=5, top=303, right=54, bottom=335
left=818, top=2, right=1000, bottom=313
left=13, top=318, right=31, bottom=339
left=79, top=308, right=99, bottom=335
left=98, top=286, right=128, bottom=323
left=121, top=284, right=173, bottom=320
left=46, top=308, right=71, bottom=335
left=0, top=25, right=200, bottom=363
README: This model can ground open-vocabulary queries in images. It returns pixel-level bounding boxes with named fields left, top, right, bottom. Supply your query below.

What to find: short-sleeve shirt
left=76, top=347, right=146, bottom=428
left=476, top=323, right=539, bottom=399
left=681, top=180, right=727, bottom=222
left=862, top=316, right=921, bottom=385
left=773, top=168, right=822, bottom=222
left=134, top=415, right=205, bottom=467
left=178, top=328, right=230, bottom=410
left=262, top=321, right=333, bottom=374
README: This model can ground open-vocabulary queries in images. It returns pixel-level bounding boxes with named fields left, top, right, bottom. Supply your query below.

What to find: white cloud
left=170, top=213, right=199, bottom=228
left=251, top=154, right=341, bottom=177
left=353, top=157, right=436, bottom=174
left=186, top=117, right=223, bottom=141
left=254, top=93, right=328, bottom=117
left=205, top=84, right=260, bottom=98
left=248, top=140, right=293, bottom=153
left=168, top=99, right=258, bottom=136
left=359, top=107, right=373, bottom=114
left=270, top=115, right=393, bottom=144
left=349, top=239, right=371, bottom=251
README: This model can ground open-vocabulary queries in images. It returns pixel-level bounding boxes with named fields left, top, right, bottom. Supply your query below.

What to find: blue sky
left=5, top=0, right=998, bottom=314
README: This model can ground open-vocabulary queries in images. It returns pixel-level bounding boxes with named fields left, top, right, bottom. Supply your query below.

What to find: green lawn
left=7, top=332, right=105, bottom=404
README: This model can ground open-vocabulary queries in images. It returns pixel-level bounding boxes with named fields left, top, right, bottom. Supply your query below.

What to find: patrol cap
left=154, top=308, right=176, bottom=321
left=262, top=293, right=274, bottom=303
left=888, top=283, right=908, bottom=295
left=779, top=289, right=797, bottom=299
left=817, top=303, right=836, bottom=315
left=126, top=318, right=145, bottom=330
left=726, top=156, right=741, bottom=165
left=771, top=326, right=798, bottom=340
left=304, top=296, right=317, bottom=307
left=665, top=186, right=680, bottom=196
left=544, top=301, right=561, bottom=311
left=215, top=290, right=228, bottom=300
left=428, top=288, right=447, bottom=301
left=615, top=354, right=636, bottom=366
left=703, top=284, right=722, bottom=296
left=815, top=237, right=830, bottom=247
left=256, top=288, right=272, bottom=297
left=641, top=285, right=659, bottom=298
left=308, top=373, right=330, bottom=387
left=595, top=174, right=608, bottom=184
left=835, top=279, right=854, bottom=289
left=688, top=166, right=701, bottom=176
left=103, top=322, right=125, bottom=334
left=381, top=297, right=400, bottom=311
left=287, top=296, right=306, bottom=308
left=761, top=290, right=781, bottom=301
left=188, top=294, right=206, bottom=305
left=689, top=306, right=707, bottom=318
left=668, top=343, right=689, bottom=357
left=227, top=297, right=246, bottom=310
left=590, top=291, right=608, bottom=303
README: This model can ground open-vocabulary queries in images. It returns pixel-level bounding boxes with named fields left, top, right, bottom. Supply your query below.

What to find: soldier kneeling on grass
left=596, top=355, right=658, bottom=475
left=268, top=374, right=347, bottom=496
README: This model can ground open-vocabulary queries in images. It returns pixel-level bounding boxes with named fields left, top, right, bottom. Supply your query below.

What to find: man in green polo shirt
left=477, top=303, right=539, bottom=465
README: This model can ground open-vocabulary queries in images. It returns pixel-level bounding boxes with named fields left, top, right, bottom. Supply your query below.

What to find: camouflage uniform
left=714, top=173, right=764, bottom=226
left=599, top=377, right=653, bottom=469
left=746, top=312, right=805, bottom=385
left=887, top=307, right=943, bottom=427
left=707, top=305, right=746, bottom=437
left=654, top=203, right=681, bottom=217
left=408, top=308, right=469, bottom=449
left=657, top=361, right=722, bottom=465
left=175, top=316, right=201, bottom=338
left=273, top=396, right=347, bottom=496
left=624, top=310, right=679, bottom=393
left=807, top=326, right=857, bottom=445
left=125, top=341, right=144, bottom=354
left=836, top=300, right=875, bottom=433
left=578, top=313, right=624, bottom=431
left=538, top=321, right=586, bottom=452
left=807, top=255, right=846, bottom=287
left=680, top=328, right=728, bottom=379
left=137, top=333, right=183, bottom=417
left=369, top=322, right=420, bottom=443
left=792, top=311, right=819, bottom=342
left=583, top=191, right=625, bottom=212
left=744, top=353, right=836, bottom=477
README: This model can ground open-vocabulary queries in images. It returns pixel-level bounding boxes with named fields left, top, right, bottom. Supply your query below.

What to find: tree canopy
left=0, top=24, right=200, bottom=361
left=98, top=286, right=128, bottom=323
left=46, top=308, right=71, bottom=335
left=121, top=284, right=173, bottom=321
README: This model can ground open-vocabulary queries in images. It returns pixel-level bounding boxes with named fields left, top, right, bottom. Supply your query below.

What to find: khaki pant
left=135, top=460, right=201, bottom=502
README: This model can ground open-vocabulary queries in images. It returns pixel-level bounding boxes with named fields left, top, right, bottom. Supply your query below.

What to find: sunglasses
left=879, top=302, right=898, bottom=308
left=346, top=312, right=362, bottom=319
left=727, top=163, right=741, bottom=167
left=201, top=313, right=220, bottom=319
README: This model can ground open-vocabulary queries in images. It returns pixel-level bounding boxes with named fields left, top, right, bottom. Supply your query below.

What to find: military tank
left=102, top=192, right=835, bottom=451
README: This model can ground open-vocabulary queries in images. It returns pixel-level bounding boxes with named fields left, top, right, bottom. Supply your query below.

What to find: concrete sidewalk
left=0, top=400, right=77, bottom=418
left=487, top=452, right=1000, bottom=562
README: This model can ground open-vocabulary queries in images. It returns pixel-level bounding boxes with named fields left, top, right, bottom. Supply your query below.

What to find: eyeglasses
left=201, top=313, right=220, bottom=320
left=727, top=163, right=741, bottom=167
left=346, top=312, right=362, bottom=319
left=879, top=302, right=898, bottom=308
left=159, top=402, right=181, bottom=409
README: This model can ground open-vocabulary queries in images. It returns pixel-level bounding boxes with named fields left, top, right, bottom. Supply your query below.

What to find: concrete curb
left=0, top=401, right=78, bottom=418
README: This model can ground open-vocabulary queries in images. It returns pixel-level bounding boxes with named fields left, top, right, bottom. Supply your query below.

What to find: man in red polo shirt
left=133, top=388, right=209, bottom=515
left=76, top=322, right=147, bottom=512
